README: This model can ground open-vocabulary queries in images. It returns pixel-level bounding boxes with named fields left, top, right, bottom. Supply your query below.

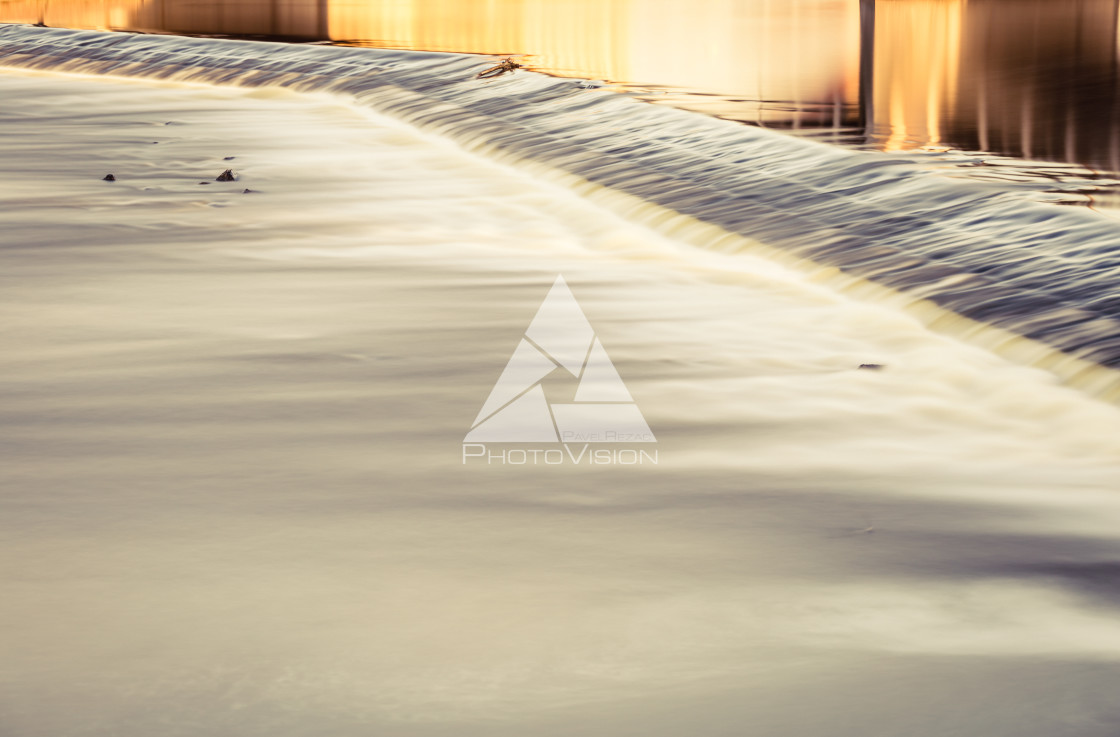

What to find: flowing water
left=3, top=9, right=1120, bottom=737
left=3, top=0, right=1120, bottom=207
left=4, top=24, right=1120, bottom=397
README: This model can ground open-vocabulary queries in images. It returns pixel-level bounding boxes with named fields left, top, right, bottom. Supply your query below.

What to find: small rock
left=216, top=169, right=236, bottom=182
left=242, top=188, right=256, bottom=194
left=858, top=363, right=884, bottom=370
left=223, top=156, right=236, bottom=161
left=198, top=181, right=211, bottom=185
left=102, top=174, right=116, bottom=181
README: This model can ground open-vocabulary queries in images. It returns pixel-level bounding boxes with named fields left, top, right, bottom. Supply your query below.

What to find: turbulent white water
left=3, top=69, right=1120, bottom=736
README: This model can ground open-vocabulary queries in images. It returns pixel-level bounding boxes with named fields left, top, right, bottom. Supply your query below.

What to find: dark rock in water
left=102, top=174, right=115, bottom=181
left=198, top=181, right=210, bottom=185
left=224, top=156, right=235, bottom=161
left=858, top=363, right=884, bottom=370
left=242, top=188, right=256, bottom=194
left=216, top=169, right=236, bottom=182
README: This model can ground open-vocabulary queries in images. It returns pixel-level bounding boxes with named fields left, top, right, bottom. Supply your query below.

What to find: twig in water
left=476, top=57, right=522, bottom=79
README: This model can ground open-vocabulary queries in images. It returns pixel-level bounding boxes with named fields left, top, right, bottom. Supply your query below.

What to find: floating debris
left=477, top=57, right=522, bottom=79
left=215, top=169, right=236, bottom=182
left=101, top=173, right=115, bottom=181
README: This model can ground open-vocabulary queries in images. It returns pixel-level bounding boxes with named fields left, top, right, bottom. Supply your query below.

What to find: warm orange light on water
left=874, top=0, right=963, bottom=151
left=0, top=0, right=862, bottom=128
left=4, top=0, right=1120, bottom=171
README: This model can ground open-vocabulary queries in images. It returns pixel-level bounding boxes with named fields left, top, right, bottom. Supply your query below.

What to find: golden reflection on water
left=872, top=0, right=1120, bottom=172
left=331, top=0, right=862, bottom=127
left=3, top=0, right=1120, bottom=172
left=0, top=0, right=862, bottom=128
left=873, top=0, right=963, bottom=151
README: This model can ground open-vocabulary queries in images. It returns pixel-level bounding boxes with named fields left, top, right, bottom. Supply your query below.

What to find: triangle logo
left=465, top=276, right=655, bottom=443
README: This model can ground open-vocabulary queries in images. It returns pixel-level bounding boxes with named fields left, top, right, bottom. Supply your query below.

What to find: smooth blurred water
left=3, top=66, right=1120, bottom=737
left=3, top=10, right=1120, bottom=736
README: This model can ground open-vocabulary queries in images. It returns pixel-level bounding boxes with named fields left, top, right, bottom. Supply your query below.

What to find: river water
left=3, top=56, right=1120, bottom=736
left=5, top=3, right=1120, bottom=735
left=4, top=1, right=1120, bottom=179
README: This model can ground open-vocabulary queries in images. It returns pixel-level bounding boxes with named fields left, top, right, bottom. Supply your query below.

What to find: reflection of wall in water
left=158, top=0, right=326, bottom=38
left=330, top=0, right=860, bottom=127
left=956, top=0, right=1120, bottom=171
left=329, top=0, right=629, bottom=83
left=0, top=0, right=140, bottom=28
left=0, top=0, right=859, bottom=130
left=871, top=0, right=963, bottom=150
left=626, top=0, right=860, bottom=127
left=0, top=0, right=326, bottom=37
left=873, top=0, right=1120, bottom=171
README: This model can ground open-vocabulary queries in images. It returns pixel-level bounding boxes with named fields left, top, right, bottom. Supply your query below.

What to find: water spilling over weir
left=6, top=23, right=1120, bottom=737
left=3, top=24, right=1120, bottom=400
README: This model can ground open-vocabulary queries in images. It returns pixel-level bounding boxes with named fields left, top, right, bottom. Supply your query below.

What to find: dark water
left=4, top=0, right=1120, bottom=181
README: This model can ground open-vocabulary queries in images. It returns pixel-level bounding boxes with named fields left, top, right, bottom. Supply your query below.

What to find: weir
left=3, top=24, right=1120, bottom=400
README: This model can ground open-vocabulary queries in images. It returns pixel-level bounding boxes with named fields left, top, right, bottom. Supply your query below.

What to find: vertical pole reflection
left=859, top=0, right=875, bottom=137
left=1111, top=0, right=1120, bottom=172
left=317, top=0, right=328, bottom=38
